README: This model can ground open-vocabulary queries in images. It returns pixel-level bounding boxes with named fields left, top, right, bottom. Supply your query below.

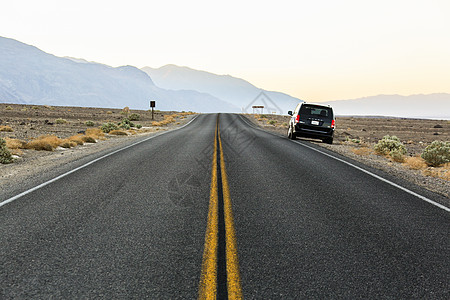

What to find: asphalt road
left=1, top=113, right=449, bottom=299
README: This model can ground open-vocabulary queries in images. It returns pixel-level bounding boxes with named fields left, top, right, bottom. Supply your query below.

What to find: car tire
left=288, top=126, right=296, bottom=140
left=323, top=137, right=333, bottom=144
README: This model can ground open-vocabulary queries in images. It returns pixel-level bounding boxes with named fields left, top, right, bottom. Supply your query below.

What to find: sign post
left=150, top=100, right=156, bottom=120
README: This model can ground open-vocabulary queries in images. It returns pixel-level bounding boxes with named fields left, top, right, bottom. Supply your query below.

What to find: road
left=1, top=113, right=449, bottom=299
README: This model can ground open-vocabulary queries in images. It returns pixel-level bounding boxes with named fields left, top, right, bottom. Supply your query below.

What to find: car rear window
left=300, top=105, right=332, bottom=118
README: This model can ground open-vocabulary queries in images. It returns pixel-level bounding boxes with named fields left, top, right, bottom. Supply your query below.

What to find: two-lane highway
left=1, top=113, right=449, bottom=299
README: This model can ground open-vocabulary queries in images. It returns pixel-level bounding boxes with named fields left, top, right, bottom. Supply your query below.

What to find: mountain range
left=0, top=36, right=238, bottom=112
left=0, top=36, right=449, bottom=119
left=142, top=65, right=301, bottom=114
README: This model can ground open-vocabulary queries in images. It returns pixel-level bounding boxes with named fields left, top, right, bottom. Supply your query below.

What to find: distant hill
left=323, top=94, right=450, bottom=119
left=142, top=64, right=302, bottom=114
left=0, top=37, right=238, bottom=112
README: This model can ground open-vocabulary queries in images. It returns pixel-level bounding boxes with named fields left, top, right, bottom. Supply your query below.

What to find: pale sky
left=1, top=0, right=449, bottom=102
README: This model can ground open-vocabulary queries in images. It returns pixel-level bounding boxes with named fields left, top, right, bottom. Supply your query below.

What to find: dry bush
left=81, top=135, right=96, bottom=143
left=68, top=135, right=85, bottom=145
left=404, top=156, right=427, bottom=170
left=55, top=118, right=67, bottom=124
left=351, top=147, right=372, bottom=156
left=0, top=125, right=13, bottom=132
left=5, top=138, right=26, bottom=156
left=86, top=128, right=105, bottom=140
left=109, top=130, right=128, bottom=136
left=60, top=139, right=77, bottom=148
left=152, top=115, right=176, bottom=126
left=422, top=163, right=450, bottom=181
left=5, top=138, right=26, bottom=149
left=25, top=135, right=62, bottom=151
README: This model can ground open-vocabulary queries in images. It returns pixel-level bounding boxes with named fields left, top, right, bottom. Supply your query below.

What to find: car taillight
left=295, top=115, right=300, bottom=123
left=331, top=120, right=335, bottom=129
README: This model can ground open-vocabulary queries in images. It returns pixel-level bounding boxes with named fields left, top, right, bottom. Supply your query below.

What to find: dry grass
left=0, top=125, right=13, bottom=132
left=422, top=165, right=450, bottom=181
left=351, top=147, right=373, bottom=156
left=81, top=135, right=97, bottom=143
left=5, top=138, right=26, bottom=149
left=68, top=135, right=84, bottom=145
left=404, top=156, right=427, bottom=170
left=109, top=130, right=128, bottom=136
left=152, top=114, right=176, bottom=126
left=4, top=138, right=25, bottom=156
left=25, top=135, right=62, bottom=151
left=86, top=128, right=105, bottom=140
left=60, top=139, right=77, bottom=148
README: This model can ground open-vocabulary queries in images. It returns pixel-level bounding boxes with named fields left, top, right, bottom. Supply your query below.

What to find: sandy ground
left=245, top=114, right=449, bottom=203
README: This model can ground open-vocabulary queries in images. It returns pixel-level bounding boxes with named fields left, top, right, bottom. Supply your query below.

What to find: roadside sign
left=150, top=100, right=156, bottom=120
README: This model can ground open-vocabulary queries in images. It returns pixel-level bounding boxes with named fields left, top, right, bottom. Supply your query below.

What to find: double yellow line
left=198, top=116, right=242, bottom=299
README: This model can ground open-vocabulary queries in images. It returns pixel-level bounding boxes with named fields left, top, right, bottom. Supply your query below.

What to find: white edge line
left=238, top=114, right=450, bottom=212
left=0, top=115, right=199, bottom=208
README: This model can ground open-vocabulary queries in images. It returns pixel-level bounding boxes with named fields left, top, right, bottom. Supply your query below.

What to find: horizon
left=1, top=1, right=450, bottom=102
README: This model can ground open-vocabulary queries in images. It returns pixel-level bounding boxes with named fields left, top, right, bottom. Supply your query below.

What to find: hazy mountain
left=142, top=64, right=302, bottom=114
left=323, top=94, right=450, bottom=119
left=0, top=37, right=238, bottom=112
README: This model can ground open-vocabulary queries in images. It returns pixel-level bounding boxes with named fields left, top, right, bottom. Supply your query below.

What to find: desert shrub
left=136, top=124, right=143, bottom=129
left=119, top=123, right=131, bottom=130
left=68, top=135, right=84, bottom=145
left=85, top=120, right=95, bottom=126
left=421, top=140, right=450, bottom=167
left=109, top=130, right=128, bottom=136
left=268, top=120, right=276, bottom=125
left=374, top=135, right=407, bottom=156
left=101, top=122, right=119, bottom=133
left=5, top=106, right=13, bottom=110
left=86, top=128, right=105, bottom=139
left=129, top=113, right=140, bottom=121
left=55, top=118, right=67, bottom=124
left=121, top=106, right=130, bottom=117
left=389, top=148, right=406, bottom=163
left=81, top=135, right=96, bottom=143
left=0, top=125, right=13, bottom=132
left=106, top=111, right=113, bottom=115
left=119, top=118, right=135, bottom=129
left=5, top=138, right=26, bottom=149
left=0, top=138, right=13, bottom=164
left=346, top=137, right=361, bottom=144
left=60, top=139, right=77, bottom=148
left=259, top=114, right=267, bottom=119
left=404, top=156, right=427, bottom=170
left=25, top=135, right=62, bottom=151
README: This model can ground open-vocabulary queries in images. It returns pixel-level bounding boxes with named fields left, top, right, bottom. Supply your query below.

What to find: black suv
left=287, top=103, right=335, bottom=144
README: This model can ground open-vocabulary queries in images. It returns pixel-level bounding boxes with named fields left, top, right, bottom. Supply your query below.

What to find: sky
left=1, top=0, right=450, bottom=102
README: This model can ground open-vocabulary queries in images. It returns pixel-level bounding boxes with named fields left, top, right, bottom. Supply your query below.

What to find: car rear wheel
left=323, top=137, right=333, bottom=144
left=287, top=126, right=296, bottom=140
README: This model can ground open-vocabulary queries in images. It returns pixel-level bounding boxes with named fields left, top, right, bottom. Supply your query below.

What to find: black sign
left=150, top=101, right=156, bottom=108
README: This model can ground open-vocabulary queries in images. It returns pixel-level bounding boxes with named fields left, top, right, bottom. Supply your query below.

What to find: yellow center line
left=219, top=124, right=243, bottom=299
left=198, top=121, right=219, bottom=299
left=199, top=116, right=242, bottom=300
